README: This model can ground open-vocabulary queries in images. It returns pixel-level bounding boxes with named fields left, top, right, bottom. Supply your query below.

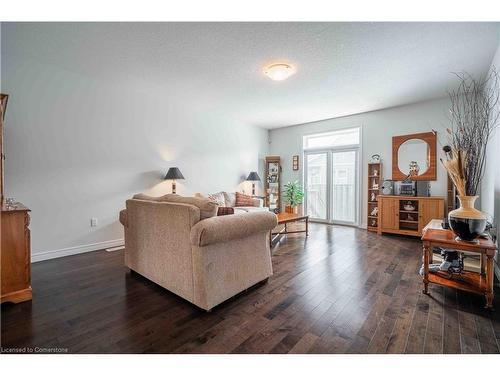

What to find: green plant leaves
left=283, top=181, right=304, bottom=207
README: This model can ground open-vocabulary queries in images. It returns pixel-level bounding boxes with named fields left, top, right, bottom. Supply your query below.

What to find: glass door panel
left=331, top=150, right=357, bottom=224
left=305, top=153, right=328, bottom=220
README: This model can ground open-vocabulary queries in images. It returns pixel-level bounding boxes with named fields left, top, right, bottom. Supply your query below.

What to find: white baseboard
left=32, top=239, right=124, bottom=263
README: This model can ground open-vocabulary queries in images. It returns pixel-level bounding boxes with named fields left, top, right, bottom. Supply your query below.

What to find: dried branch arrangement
left=441, top=146, right=466, bottom=196
left=441, top=68, right=500, bottom=196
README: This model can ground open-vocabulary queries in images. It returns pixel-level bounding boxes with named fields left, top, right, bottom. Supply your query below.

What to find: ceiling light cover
left=263, top=63, right=296, bottom=81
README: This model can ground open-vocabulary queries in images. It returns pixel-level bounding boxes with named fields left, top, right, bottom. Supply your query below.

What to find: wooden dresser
left=1, top=202, right=32, bottom=303
left=377, top=195, right=444, bottom=237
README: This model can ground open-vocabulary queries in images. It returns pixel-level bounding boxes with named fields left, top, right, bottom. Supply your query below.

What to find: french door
left=305, top=148, right=359, bottom=225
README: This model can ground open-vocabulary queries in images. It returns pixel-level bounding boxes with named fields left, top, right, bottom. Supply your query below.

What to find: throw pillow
left=208, top=192, right=226, bottom=206
left=223, top=192, right=236, bottom=207
left=217, top=207, right=234, bottom=216
left=235, top=192, right=254, bottom=207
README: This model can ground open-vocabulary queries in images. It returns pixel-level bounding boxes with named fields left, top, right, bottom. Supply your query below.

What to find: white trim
left=31, top=239, right=124, bottom=263
left=302, top=126, right=361, bottom=151
left=106, top=245, right=125, bottom=252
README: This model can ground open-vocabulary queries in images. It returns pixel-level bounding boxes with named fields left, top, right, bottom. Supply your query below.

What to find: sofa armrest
left=190, top=211, right=277, bottom=247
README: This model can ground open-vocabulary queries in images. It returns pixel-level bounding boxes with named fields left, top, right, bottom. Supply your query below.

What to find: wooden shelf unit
left=264, top=156, right=282, bottom=213
left=428, top=271, right=488, bottom=295
left=366, top=162, right=382, bottom=232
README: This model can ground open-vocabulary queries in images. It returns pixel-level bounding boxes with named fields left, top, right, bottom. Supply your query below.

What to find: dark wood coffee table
left=270, top=213, right=309, bottom=246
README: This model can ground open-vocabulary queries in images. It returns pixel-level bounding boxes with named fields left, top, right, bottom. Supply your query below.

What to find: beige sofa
left=119, top=194, right=277, bottom=311
left=197, top=191, right=269, bottom=214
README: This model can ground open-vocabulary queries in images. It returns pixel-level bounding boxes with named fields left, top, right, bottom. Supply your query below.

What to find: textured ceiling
left=3, top=22, right=500, bottom=129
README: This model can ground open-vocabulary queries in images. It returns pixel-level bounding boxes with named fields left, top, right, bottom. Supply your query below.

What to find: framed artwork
left=292, top=155, right=299, bottom=171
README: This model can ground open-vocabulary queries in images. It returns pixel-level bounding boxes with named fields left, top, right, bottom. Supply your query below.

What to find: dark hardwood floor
left=2, top=223, right=500, bottom=354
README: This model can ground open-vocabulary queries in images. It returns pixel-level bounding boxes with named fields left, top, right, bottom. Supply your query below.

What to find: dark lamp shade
left=164, top=167, right=185, bottom=180
left=246, top=172, right=261, bottom=181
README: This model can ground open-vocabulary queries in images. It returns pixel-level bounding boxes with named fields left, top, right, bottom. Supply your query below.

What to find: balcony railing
left=307, top=183, right=355, bottom=222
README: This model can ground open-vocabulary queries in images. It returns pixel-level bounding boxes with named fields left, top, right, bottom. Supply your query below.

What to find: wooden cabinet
left=1, top=203, right=32, bottom=303
left=377, top=196, right=444, bottom=237
left=419, top=199, right=444, bottom=234
left=0, top=93, right=30, bottom=303
left=379, top=196, right=398, bottom=230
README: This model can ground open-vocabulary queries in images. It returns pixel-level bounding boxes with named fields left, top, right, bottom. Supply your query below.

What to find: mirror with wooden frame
left=392, top=131, right=437, bottom=181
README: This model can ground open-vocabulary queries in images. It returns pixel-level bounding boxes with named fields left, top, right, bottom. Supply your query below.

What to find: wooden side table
left=421, top=219, right=497, bottom=309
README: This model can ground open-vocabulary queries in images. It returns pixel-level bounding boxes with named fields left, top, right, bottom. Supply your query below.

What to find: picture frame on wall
left=292, top=155, right=299, bottom=171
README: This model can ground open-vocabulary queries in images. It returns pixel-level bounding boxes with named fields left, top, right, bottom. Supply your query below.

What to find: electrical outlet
left=90, top=218, right=98, bottom=227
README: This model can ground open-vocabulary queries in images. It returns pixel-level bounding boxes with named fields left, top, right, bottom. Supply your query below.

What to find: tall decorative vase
left=448, top=196, right=487, bottom=241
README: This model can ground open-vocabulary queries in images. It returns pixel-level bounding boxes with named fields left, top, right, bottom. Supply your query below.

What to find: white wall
left=1, top=25, right=269, bottom=261
left=269, top=97, right=452, bottom=227
left=481, top=38, right=500, bottom=275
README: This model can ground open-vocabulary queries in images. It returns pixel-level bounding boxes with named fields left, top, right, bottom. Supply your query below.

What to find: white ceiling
left=3, top=22, right=500, bottom=129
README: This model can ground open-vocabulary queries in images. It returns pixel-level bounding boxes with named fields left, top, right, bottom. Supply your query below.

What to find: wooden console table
left=421, top=219, right=497, bottom=309
left=270, top=213, right=309, bottom=246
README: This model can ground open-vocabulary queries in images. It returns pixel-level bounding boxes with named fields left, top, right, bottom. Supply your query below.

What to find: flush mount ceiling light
left=263, top=63, right=296, bottom=81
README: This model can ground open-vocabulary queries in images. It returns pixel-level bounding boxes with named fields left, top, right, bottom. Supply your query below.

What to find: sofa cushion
left=132, top=193, right=218, bottom=220
left=208, top=192, right=226, bottom=206
left=234, top=206, right=269, bottom=214
left=159, top=194, right=218, bottom=220
left=235, top=192, right=255, bottom=207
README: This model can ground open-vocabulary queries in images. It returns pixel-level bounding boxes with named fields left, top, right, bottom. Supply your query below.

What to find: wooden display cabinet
left=367, top=162, right=382, bottom=232
left=265, top=156, right=281, bottom=213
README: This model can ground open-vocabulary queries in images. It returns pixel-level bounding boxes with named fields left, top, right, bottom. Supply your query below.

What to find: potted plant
left=283, top=181, right=304, bottom=214
left=442, top=68, right=499, bottom=241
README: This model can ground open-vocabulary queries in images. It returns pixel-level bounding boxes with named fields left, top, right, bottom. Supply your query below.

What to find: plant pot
left=285, top=205, right=298, bottom=214
left=448, top=195, right=487, bottom=241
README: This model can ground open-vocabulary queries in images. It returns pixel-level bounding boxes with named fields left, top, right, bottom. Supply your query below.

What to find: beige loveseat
left=119, top=194, right=277, bottom=311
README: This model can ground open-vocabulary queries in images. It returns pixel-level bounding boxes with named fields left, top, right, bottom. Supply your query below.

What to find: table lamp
left=165, top=167, right=185, bottom=194
left=246, top=172, right=261, bottom=196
